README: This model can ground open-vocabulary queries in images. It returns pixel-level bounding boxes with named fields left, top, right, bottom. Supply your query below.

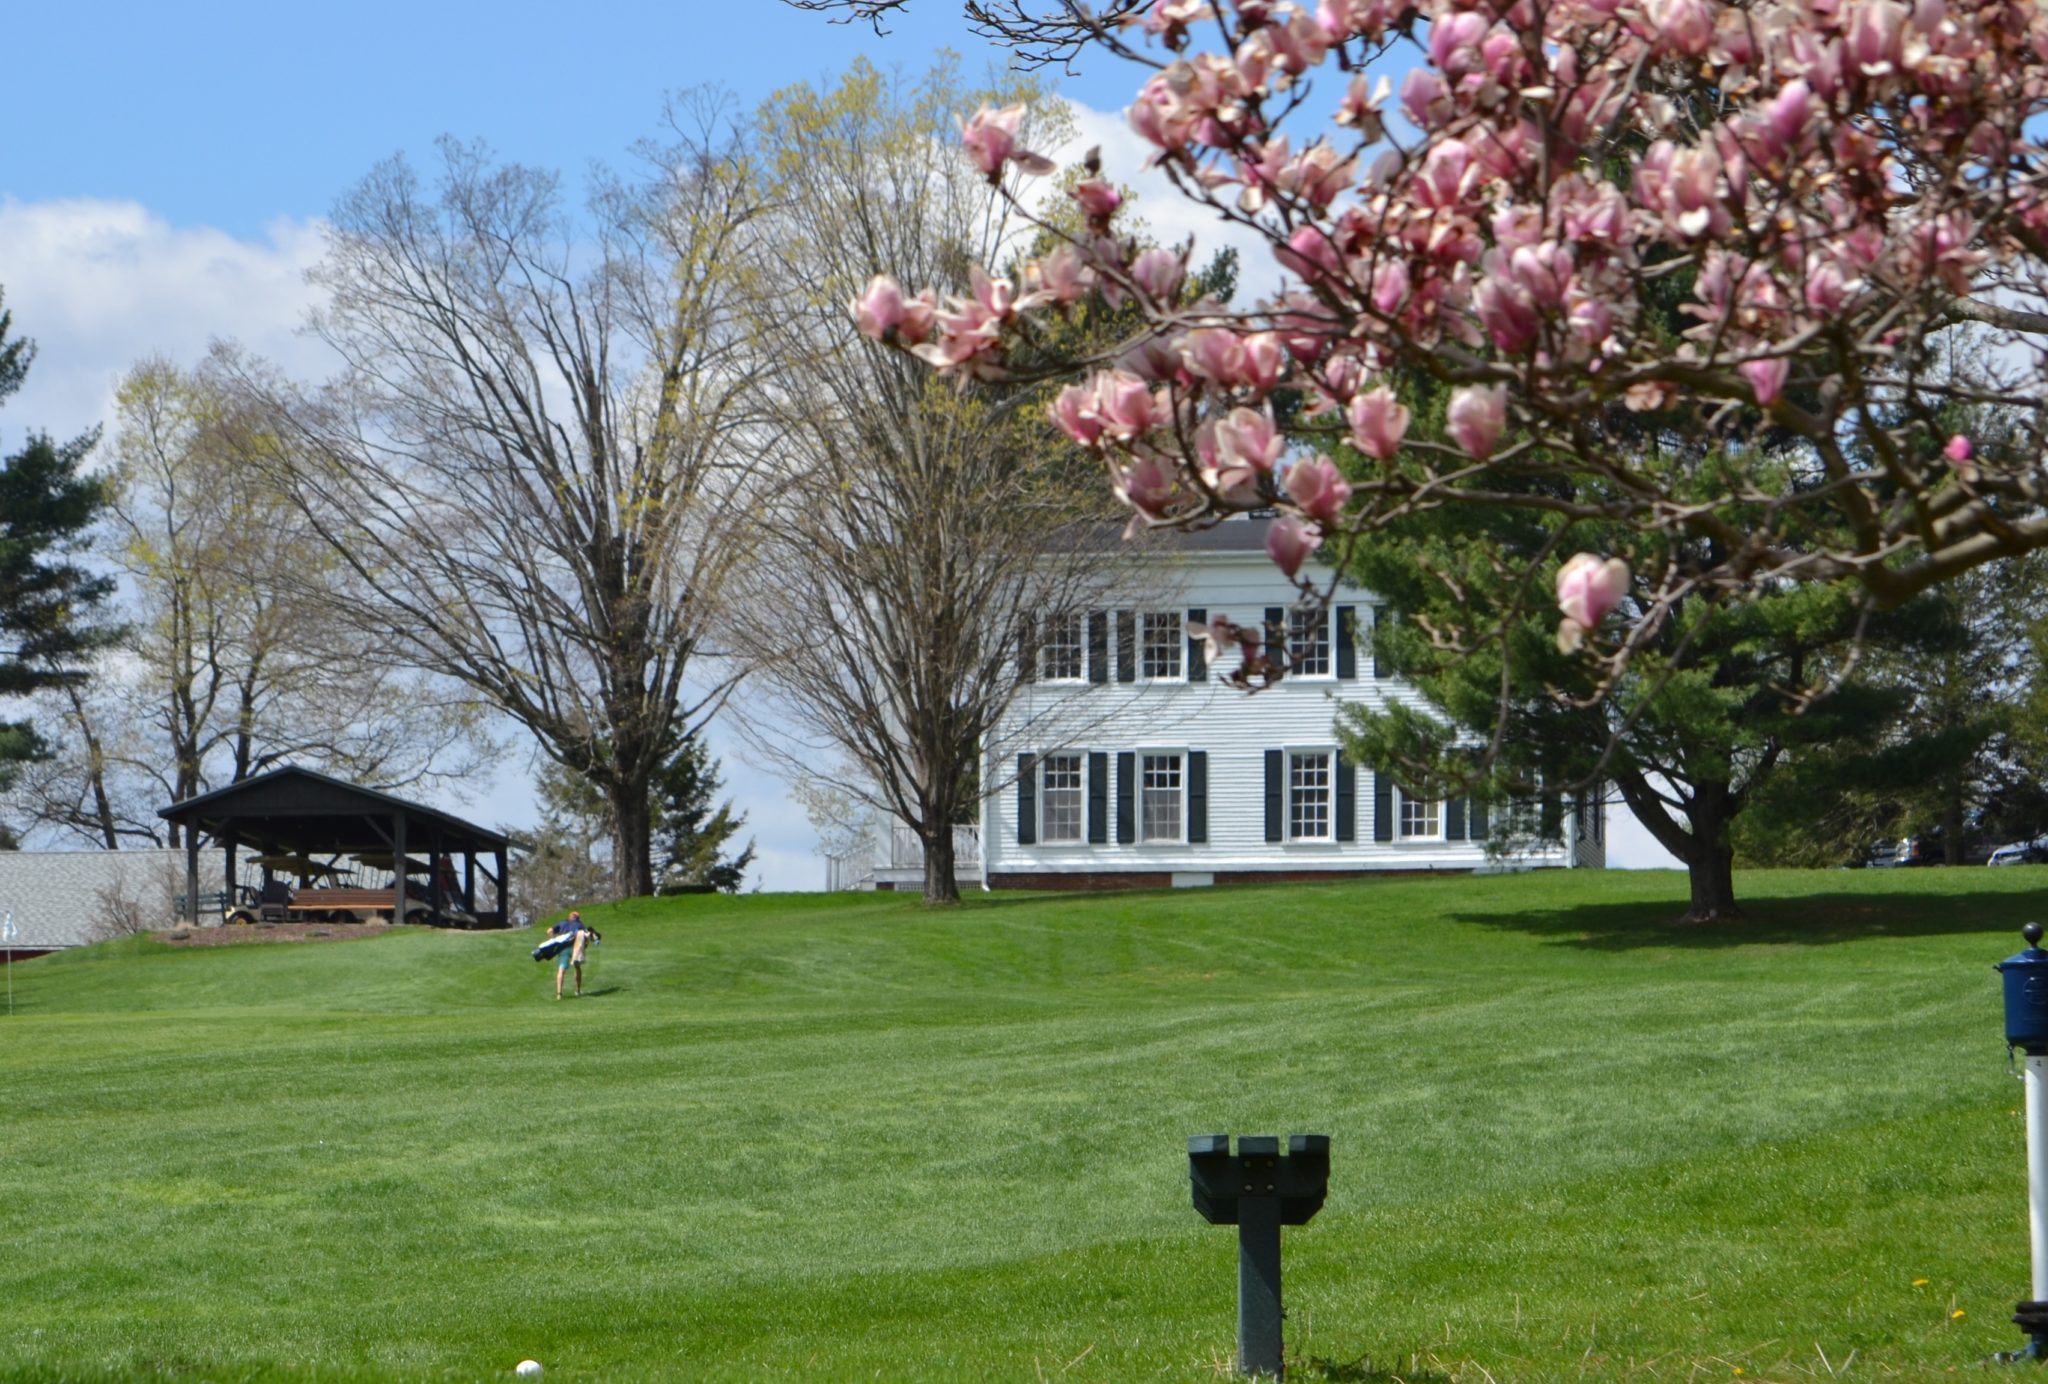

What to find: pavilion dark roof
left=159, top=766, right=509, bottom=855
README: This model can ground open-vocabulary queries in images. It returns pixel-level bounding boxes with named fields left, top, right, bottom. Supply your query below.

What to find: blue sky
left=8, top=1, right=1134, bottom=238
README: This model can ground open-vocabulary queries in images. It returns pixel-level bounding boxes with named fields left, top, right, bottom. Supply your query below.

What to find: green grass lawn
left=4, top=867, right=2046, bottom=1382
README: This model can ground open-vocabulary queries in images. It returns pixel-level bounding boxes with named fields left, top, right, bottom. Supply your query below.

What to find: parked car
left=1896, top=831, right=1996, bottom=867
left=1990, top=834, right=2048, bottom=866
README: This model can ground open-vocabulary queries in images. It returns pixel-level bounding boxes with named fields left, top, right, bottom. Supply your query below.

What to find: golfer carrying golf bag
left=536, top=910, right=600, bottom=999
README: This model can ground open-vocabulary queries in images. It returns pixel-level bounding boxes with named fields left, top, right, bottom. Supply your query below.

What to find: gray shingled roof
left=0, top=850, right=189, bottom=950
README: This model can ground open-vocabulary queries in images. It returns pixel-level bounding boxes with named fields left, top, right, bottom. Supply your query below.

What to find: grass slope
left=2, top=868, right=2045, bottom=1382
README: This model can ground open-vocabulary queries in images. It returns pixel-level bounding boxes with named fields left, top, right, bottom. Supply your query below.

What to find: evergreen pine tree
left=0, top=290, right=120, bottom=805
left=650, top=735, right=754, bottom=894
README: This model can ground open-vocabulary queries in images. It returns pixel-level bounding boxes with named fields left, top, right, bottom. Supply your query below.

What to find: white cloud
left=0, top=197, right=333, bottom=453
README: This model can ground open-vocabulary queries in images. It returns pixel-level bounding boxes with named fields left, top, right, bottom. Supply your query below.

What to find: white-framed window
left=1289, top=606, right=1332, bottom=677
left=1140, top=611, right=1183, bottom=681
left=1289, top=750, right=1333, bottom=841
left=1040, top=753, right=1084, bottom=844
left=1141, top=751, right=1184, bottom=843
left=1042, top=614, right=1084, bottom=681
left=1398, top=790, right=1442, bottom=840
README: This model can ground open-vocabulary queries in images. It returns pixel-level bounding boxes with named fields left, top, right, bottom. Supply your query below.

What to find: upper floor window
left=1141, top=752, right=1183, bottom=842
left=1289, top=751, right=1332, bottom=841
left=1141, top=612, right=1183, bottom=681
left=1042, top=614, right=1084, bottom=681
left=1289, top=607, right=1331, bottom=677
left=1041, top=753, right=1084, bottom=844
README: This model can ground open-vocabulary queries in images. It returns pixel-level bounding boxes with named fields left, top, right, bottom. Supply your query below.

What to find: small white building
left=979, top=519, right=1603, bottom=889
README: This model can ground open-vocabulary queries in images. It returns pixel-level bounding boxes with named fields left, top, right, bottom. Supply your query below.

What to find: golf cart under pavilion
left=160, top=766, right=512, bottom=929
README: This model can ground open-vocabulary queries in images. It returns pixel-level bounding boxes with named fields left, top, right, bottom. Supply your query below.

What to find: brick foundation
left=985, top=866, right=1476, bottom=891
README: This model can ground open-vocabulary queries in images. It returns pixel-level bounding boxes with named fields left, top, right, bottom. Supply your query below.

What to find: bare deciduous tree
left=8, top=357, right=493, bottom=849
left=727, top=63, right=1165, bottom=904
left=231, top=107, right=769, bottom=896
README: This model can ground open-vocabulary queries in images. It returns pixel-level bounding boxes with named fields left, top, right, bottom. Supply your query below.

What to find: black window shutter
left=1116, top=752, right=1136, bottom=844
left=1265, top=607, right=1285, bottom=662
left=1373, top=773, right=1394, bottom=841
left=1336, top=606, right=1357, bottom=679
left=1264, top=750, right=1284, bottom=843
left=1019, top=614, right=1036, bottom=683
left=1470, top=797, right=1489, bottom=841
left=1088, top=612, right=1108, bottom=684
left=1371, top=607, right=1388, bottom=678
left=1087, top=752, right=1108, bottom=844
left=1116, top=611, right=1136, bottom=682
left=1540, top=789, right=1563, bottom=837
left=1446, top=796, right=1467, bottom=841
left=1017, top=753, right=1037, bottom=845
left=1188, top=751, right=1208, bottom=843
left=1335, top=752, right=1356, bottom=842
left=1187, top=608, right=1207, bottom=682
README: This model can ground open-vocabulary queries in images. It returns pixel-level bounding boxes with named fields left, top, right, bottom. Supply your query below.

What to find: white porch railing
left=824, top=823, right=983, bottom=891
left=887, top=823, right=982, bottom=876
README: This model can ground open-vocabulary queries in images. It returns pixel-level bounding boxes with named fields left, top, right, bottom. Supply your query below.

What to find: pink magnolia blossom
left=960, top=105, right=1056, bottom=179
left=1446, top=385, right=1507, bottom=459
left=1093, top=371, right=1161, bottom=442
left=1556, top=553, right=1631, bottom=628
left=1285, top=454, right=1354, bottom=524
left=1944, top=434, right=1974, bottom=465
left=1740, top=357, right=1790, bottom=405
left=1116, top=455, right=1182, bottom=523
left=1266, top=517, right=1322, bottom=579
left=850, top=276, right=935, bottom=346
left=1215, top=405, right=1287, bottom=473
left=1051, top=384, right=1105, bottom=448
left=1129, top=247, right=1187, bottom=302
left=1347, top=386, right=1410, bottom=460
left=1071, top=178, right=1123, bottom=223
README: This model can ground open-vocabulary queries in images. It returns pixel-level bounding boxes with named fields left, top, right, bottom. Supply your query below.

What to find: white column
left=2028, top=1054, right=2048, bottom=1300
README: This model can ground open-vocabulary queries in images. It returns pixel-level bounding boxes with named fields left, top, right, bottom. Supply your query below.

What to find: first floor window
left=1400, top=792, right=1441, bottom=839
left=1142, top=752, right=1183, bottom=842
left=1289, top=751, right=1332, bottom=840
left=1141, top=611, right=1183, bottom=680
left=1289, top=606, right=1331, bottom=676
left=1041, top=753, right=1083, bottom=844
left=1042, top=614, right=1083, bottom=681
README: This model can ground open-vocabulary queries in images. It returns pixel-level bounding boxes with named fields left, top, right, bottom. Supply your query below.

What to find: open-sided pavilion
left=159, top=767, right=512, bottom=927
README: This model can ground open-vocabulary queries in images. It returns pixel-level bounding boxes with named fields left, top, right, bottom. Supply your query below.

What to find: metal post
left=2029, top=1055, right=2048, bottom=1303
left=1237, top=1193, right=1284, bottom=1377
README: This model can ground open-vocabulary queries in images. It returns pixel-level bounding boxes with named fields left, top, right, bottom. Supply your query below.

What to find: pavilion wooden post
left=224, top=834, right=239, bottom=918
left=185, top=832, right=200, bottom=925
left=392, top=811, right=407, bottom=924
left=463, top=855, right=477, bottom=915
left=495, top=847, right=509, bottom=924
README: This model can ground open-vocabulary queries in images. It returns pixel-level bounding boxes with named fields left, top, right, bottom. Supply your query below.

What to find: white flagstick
left=4, top=910, right=14, bottom=1018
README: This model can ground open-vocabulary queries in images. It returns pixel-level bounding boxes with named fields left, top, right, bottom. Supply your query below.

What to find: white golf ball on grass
left=515, top=1361, right=543, bottom=1378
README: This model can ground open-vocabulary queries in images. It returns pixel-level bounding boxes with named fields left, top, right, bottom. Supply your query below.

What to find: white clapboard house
left=979, top=518, right=1603, bottom=889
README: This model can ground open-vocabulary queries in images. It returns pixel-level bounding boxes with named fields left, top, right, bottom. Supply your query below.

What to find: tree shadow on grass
left=1452, top=885, right=2048, bottom=951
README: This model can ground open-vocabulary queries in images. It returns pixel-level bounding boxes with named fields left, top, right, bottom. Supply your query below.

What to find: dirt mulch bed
left=155, top=921, right=400, bottom=947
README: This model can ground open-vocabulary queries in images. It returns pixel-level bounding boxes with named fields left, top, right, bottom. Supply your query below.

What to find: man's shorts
left=556, top=946, right=579, bottom=970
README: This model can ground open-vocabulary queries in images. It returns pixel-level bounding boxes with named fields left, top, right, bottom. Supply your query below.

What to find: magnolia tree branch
left=844, top=0, right=2048, bottom=701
